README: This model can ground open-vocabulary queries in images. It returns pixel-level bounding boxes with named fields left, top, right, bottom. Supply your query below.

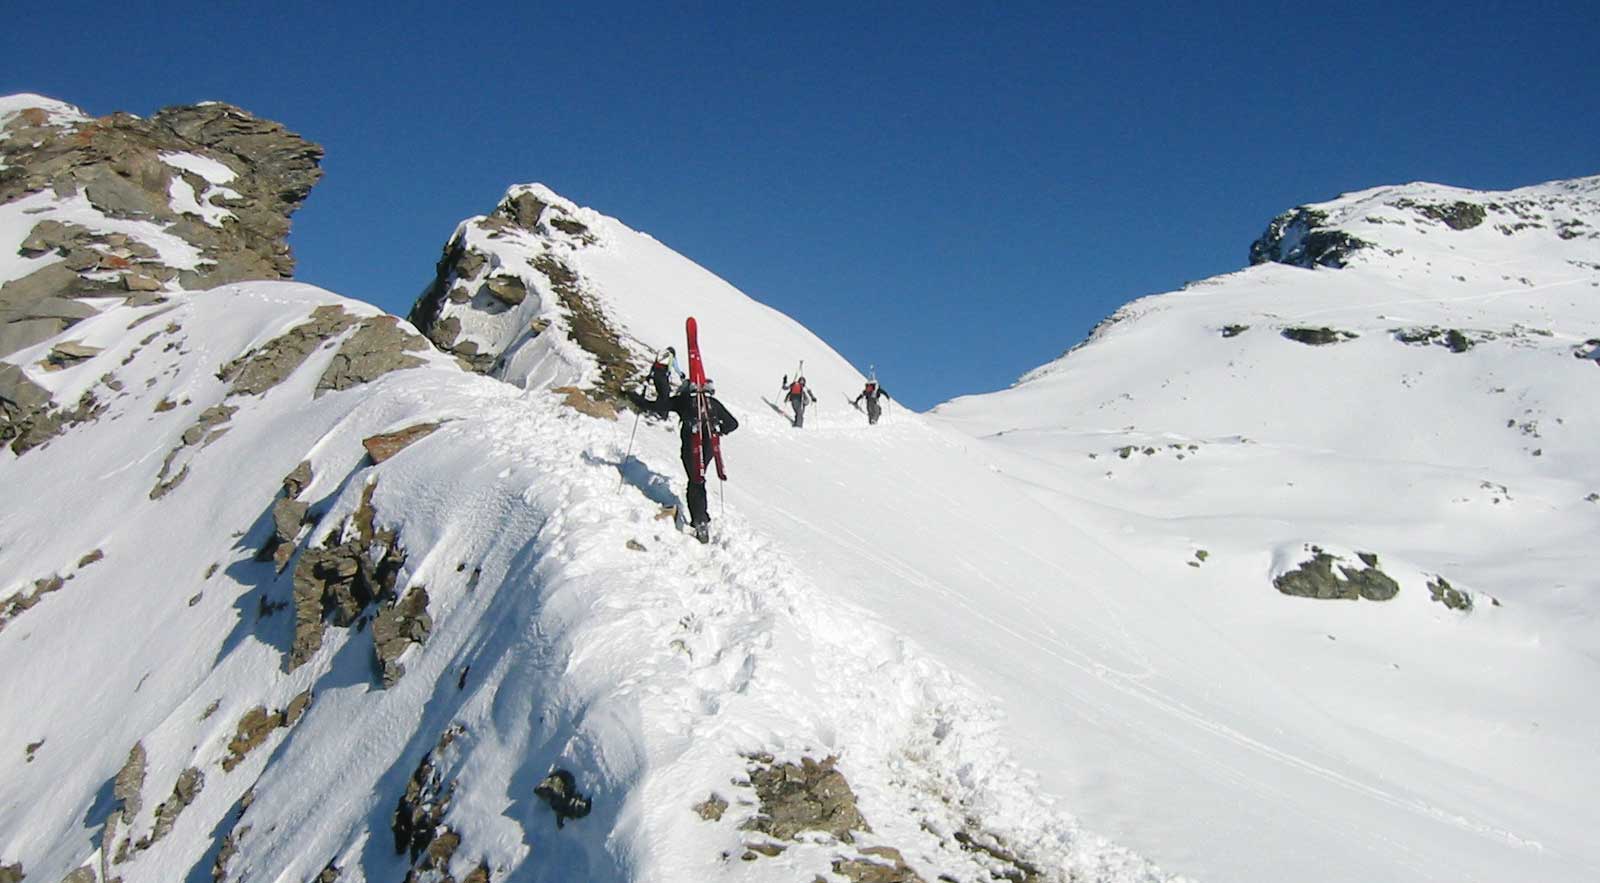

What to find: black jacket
left=629, top=389, right=739, bottom=455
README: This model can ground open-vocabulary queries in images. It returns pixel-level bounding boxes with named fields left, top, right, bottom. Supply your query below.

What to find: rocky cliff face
left=0, top=94, right=324, bottom=452
left=407, top=184, right=640, bottom=404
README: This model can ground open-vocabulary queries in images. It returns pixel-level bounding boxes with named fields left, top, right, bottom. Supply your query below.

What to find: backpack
left=789, top=381, right=804, bottom=396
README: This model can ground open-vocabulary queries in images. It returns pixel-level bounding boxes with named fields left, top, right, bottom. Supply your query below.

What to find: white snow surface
left=4, top=175, right=1600, bottom=883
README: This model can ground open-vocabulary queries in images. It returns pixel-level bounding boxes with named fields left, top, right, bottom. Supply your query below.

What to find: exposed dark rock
left=1401, top=199, right=1487, bottom=231
left=393, top=725, right=465, bottom=864
left=147, top=767, right=205, bottom=845
left=114, top=742, right=148, bottom=818
left=531, top=254, right=634, bottom=400
left=0, top=862, right=21, bottom=883
left=44, top=341, right=101, bottom=369
left=534, top=769, right=592, bottom=829
left=0, top=574, right=66, bottom=634
left=1427, top=576, right=1473, bottom=612
left=1220, top=324, right=1249, bottom=338
left=263, top=497, right=309, bottom=571
left=496, top=189, right=549, bottom=230
left=288, top=483, right=406, bottom=670
left=1, top=97, right=323, bottom=357
left=1392, top=326, right=1488, bottom=353
left=1281, top=326, right=1358, bottom=346
left=1250, top=207, right=1374, bottom=269
left=833, top=847, right=925, bottom=883
left=362, top=423, right=441, bottom=464
left=282, top=460, right=314, bottom=498
left=314, top=315, right=429, bottom=396
left=483, top=274, right=527, bottom=306
left=1274, top=546, right=1400, bottom=601
left=219, top=305, right=361, bottom=396
left=373, top=586, right=432, bottom=687
left=743, top=754, right=869, bottom=843
left=1, top=370, right=103, bottom=456
left=60, top=866, right=96, bottom=883
left=694, top=793, right=729, bottom=821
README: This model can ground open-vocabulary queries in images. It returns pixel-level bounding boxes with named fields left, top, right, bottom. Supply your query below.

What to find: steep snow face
left=933, top=176, right=1600, bottom=882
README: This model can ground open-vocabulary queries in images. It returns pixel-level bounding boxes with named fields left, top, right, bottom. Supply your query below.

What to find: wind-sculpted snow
left=0, top=279, right=1179, bottom=881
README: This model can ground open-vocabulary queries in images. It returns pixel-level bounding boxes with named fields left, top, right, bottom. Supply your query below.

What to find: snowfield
left=3, top=105, right=1599, bottom=883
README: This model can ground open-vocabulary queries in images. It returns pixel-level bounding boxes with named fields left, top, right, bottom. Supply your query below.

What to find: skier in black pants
left=628, top=376, right=738, bottom=543
left=781, top=374, right=817, bottom=428
left=851, top=381, right=891, bottom=425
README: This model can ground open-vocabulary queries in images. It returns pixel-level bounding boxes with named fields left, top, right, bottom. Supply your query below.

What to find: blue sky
left=7, top=1, right=1597, bottom=409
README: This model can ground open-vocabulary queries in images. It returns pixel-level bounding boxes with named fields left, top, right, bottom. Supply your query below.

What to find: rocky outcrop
left=362, top=423, right=441, bottom=464
left=0, top=363, right=104, bottom=456
left=1250, top=207, right=1374, bottom=269
left=289, top=481, right=409, bottom=673
left=533, top=769, right=592, bottom=829
left=743, top=754, right=869, bottom=843
left=1427, top=576, right=1473, bottom=612
left=315, top=315, right=429, bottom=397
left=222, top=692, right=312, bottom=772
left=1, top=96, right=322, bottom=359
left=393, top=725, right=486, bottom=881
left=218, top=305, right=428, bottom=400
left=1281, top=326, right=1358, bottom=346
left=146, top=767, right=205, bottom=847
left=0, top=574, right=64, bottom=634
left=373, top=586, right=432, bottom=687
left=1274, top=546, right=1400, bottom=601
left=407, top=185, right=642, bottom=406
left=1408, top=200, right=1486, bottom=230
left=219, top=306, right=363, bottom=396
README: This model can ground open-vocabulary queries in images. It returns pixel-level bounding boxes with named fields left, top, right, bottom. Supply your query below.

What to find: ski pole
left=618, top=409, right=641, bottom=491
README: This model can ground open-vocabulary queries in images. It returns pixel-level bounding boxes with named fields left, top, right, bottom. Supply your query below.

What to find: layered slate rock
left=1, top=96, right=323, bottom=360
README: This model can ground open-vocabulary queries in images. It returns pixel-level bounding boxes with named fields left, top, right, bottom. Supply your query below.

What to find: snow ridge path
left=217, top=371, right=1177, bottom=883
left=445, top=384, right=1176, bottom=881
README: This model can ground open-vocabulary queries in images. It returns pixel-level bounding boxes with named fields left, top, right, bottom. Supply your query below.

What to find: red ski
left=685, top=317, right=727, bottom=482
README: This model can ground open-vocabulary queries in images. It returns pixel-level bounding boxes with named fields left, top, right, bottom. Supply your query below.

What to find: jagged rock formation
left=1, top=94, right=325, bottom=454
left=1, top=95, right=322, bottom=358
left=407, top=184, right=642, bottom=403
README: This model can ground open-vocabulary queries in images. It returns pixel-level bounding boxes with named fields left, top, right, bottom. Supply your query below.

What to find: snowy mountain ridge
left=4, top=92, right=1599, bottom=883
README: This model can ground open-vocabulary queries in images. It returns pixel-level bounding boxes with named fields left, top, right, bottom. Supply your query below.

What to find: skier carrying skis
left=627, top=376, right=738, bottom=543
left=781, top=374, right=817, bottom=428
left=647, top=346, right=684, bottom=400
left=851, top=380, right=891, bottom=425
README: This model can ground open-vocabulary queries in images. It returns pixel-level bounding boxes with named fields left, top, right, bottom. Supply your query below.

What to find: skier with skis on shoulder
left=627, top=374, right=738, bottom=543
left=781, top=373, right=817, bottom=428
left=852, top=379, right=891, bottom=425
left=647, top=346, right=684, bottom=400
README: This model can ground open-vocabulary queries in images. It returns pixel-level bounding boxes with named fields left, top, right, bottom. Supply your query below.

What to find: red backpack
left=789, top=381, right=804, bottom=395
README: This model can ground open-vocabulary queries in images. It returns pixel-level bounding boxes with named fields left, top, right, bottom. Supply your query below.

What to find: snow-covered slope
left=5, top=90, right=1598, bottom=883
left=933, top=176, right=1600, bottom=881
left=2, top=96, right=1174, bottom=883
